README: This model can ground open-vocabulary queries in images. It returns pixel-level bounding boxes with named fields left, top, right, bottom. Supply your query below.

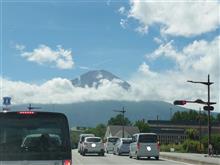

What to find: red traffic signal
left=173, top=100, right=187, bottom=105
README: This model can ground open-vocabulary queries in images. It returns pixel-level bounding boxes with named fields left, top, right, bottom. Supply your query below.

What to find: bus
left=0, top=111, right=72, bottom=165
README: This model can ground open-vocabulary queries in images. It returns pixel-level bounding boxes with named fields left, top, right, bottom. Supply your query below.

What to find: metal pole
left=199, top=107, right=201, bottom=153
left=207, top=75, right=211, bottom=156
left=122, top=107, right=125, bottom=138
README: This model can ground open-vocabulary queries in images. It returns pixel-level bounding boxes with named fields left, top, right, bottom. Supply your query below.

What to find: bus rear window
left=139, top=135, right=157, bottom=143
left=0, top=112, right=71, bottom=161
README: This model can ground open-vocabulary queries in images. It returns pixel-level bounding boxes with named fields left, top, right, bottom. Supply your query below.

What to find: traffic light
left=173, top=100, right=187, bottom=105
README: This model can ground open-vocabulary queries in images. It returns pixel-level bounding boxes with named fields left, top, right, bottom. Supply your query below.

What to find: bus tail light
left=17, top=111, right=36, bottom=115
left=63, top=160, right=71, bottom=165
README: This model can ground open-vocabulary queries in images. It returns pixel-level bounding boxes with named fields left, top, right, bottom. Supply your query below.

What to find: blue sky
left=2, top=1, right=154, bottom=81
left=0, top=0, right=219, bottom=110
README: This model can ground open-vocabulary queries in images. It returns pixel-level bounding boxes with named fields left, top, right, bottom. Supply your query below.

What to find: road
left=72, top=150, right=194, bottom=165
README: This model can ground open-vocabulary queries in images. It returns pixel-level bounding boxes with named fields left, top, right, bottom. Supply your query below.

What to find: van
left=0, top=111, right=72, bottom=165
left=129, top=133, right=159, bottom=160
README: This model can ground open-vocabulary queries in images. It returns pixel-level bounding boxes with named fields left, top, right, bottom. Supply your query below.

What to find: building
left=148, top=120, right=220, bottom=144
left=104, top=125, right=140, bottom=139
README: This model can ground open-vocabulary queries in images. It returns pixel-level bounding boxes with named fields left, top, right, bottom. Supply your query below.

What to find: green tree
left=185, top=128, right=199, bottom=140
left=134, top=119, right=150, bottom=133
left=216, top=113, right=220, bottom=122
left=201, top=134, right=220, bottom=154
left=108, top=114, right=132, bottom=126
left=85, top=124, right=107, bottom=139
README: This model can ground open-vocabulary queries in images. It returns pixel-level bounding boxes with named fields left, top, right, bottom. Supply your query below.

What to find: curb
left=160, top=154, right=219, bottom=165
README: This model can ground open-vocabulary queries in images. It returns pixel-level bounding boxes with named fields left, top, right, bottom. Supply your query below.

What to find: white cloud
left=118, top=6, right=126, bottom=15
left=127, top=0, right=220, bottom=37
left=2, top=37, right=219, bottom=112
left=120, top=19, right=128, bottom=29
left=148, top=36, right=220, bottom=77
left=138, top=62, right=157, bottom=77
left=15, top=44, right=25, bottom=51
left=17, top=44, right=74, bottom=69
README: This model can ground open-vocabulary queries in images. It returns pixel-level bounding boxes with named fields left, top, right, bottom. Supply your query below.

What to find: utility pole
left=114, top=107, right=126, bottom=138
left=199, top=107, right=201, bottom=153
left=187, top=74, right=215, bottom=156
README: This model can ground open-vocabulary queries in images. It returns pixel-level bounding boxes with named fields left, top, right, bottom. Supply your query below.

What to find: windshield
left=86, top=138, right=101, bottom=143
left=0, top=112, right=70, bottom=161
left=108, top=138, right=119, bottom=143
left=122, top=139, right=132, bottom=144
left=139, top=135, right=157, bottom=143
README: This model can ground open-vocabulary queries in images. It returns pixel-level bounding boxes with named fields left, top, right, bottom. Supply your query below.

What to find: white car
left=105, top=137, right=119, bottom=153
left=81, top=137, right=105, bottom=156
left=78, top=134, right=95, bottom=154
left=113, top=138, right=132, bottom=155
left=129, top=133, right=160, bottom=160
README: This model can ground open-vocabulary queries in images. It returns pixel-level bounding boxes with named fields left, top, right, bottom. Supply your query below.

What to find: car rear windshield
left=86, top=138, right=101, bottom=143
left=139, top=135, right=157, bottom=143
left=122, top=139, right=132, bottom=144
left=108, top=138, right=119, bottom=143
left=0, top=112, right=71, bottom=161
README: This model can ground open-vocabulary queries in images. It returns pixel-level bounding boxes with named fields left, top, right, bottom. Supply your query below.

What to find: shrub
left=182, top=139, right=204, bottom=153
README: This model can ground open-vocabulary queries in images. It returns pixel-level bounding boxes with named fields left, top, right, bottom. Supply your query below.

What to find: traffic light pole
left=187, top=75, right=214, bottom=156
left=174, top=75, right=216, bottom=156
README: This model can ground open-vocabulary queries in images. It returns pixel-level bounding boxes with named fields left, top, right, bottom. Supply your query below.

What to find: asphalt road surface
left=72, top=150, right=194, bottom=165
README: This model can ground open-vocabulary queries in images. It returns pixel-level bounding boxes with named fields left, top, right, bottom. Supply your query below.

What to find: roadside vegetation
left=70, top=111, right=220, bottom=154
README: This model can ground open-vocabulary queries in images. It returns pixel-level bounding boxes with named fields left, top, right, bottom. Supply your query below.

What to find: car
left=113, top=138, right=132, bottom=155
left=129, top=133, right=160, bottom=160
left=78, top=134, right=95, bottom=154
left=105, top=137, right=119, bottom=153
left=0, top=111, right=72, bottom=165
left=81, top=137, right=105, bottom=156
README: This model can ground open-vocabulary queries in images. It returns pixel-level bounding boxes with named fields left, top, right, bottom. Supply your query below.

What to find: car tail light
left=137, top=143, right=140, bottom=150
left=17, top=111, right=36, bottom=115
left=157, top=142, right=160, bottom=151
left=63, top=160, right=71, bottom=165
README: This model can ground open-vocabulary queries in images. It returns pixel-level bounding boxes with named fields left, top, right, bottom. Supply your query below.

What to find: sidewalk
left=160, top=152, right=220, bottom=165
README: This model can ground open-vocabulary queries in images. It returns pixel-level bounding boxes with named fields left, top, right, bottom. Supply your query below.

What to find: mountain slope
left=10, top=100, right=189, bottom=127
left=71, top=70, right=131, bottom=90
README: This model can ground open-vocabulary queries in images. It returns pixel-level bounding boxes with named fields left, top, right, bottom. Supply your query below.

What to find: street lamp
left=114, top=107, right=126, bottom=138
left=187, top=74, right=215, bottom=156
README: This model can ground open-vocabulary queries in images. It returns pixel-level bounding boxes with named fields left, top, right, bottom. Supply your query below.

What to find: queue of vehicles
left=77, top=133, right=160, bottom=160
left=0, top=109, right=160, bottom=165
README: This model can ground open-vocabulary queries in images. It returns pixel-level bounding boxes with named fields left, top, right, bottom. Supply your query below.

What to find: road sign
left=3, top=97, right=11, bottom=106
left=203, top=106, right=214, bottom=111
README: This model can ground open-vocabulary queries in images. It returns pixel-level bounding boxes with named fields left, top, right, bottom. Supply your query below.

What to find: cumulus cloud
left=16, top=44, right=74, bottom=69
left=3, top=37, right=219, bottom=112
left=118, top=6, right=126, bottom=15
left=126, top=0, right=220, bottom=37
left=147, top=36, right=220, bottom=77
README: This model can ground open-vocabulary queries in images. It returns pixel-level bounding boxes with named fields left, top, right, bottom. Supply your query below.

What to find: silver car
left=81, top=137, right=105, bottom=156
left=129, top=133, right=160, bottom=160
left=113, top=138, right=132, bottom=155
left=105, top=137, right=119, bottom=153
left=78, top=134, right=95, bottom=154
